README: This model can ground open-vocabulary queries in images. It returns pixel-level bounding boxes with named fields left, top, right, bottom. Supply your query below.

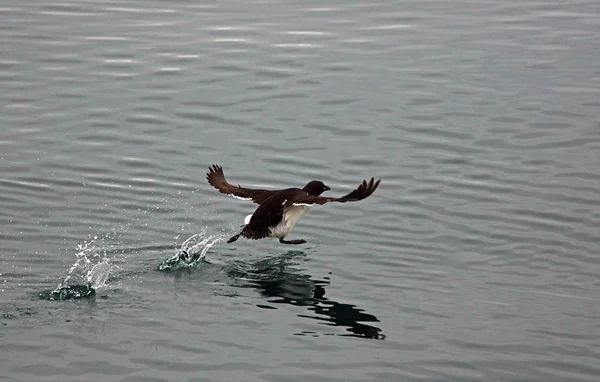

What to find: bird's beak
left=324, top=185, right=331, bottom=192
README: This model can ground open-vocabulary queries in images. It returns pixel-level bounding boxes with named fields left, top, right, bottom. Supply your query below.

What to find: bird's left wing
left=206, top=165, right=278, bottom=205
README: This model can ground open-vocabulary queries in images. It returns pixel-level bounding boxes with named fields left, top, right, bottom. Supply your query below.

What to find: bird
left=206, top=165, right=381, bottom=245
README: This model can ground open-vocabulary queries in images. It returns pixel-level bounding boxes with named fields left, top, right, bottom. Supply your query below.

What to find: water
left=1, top=0, right=599, bottom=380
left=38, top=240, right=112, bottom=301
left=157, top=231, right=224, bottom=271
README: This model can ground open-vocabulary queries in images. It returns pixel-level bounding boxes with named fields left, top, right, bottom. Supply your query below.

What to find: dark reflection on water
left=227, top=251, right=384, bottom=340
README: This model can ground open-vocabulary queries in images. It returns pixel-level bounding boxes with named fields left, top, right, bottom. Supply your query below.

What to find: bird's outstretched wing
left=291, top=178, right=381, bottom=206
left=206, top=165, right=278, bottom=205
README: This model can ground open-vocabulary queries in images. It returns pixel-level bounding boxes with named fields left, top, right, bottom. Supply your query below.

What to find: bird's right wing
left=291, top=178, right=381, bottom=206
left=206, top=165, right=278, bottom=205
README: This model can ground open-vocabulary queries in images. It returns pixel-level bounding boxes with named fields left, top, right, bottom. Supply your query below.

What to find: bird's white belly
left=270, top=205, right=310, bottom=238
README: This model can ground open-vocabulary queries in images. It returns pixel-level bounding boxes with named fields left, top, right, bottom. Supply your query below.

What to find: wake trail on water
left=39, top=227, right=227, bottom=300
left=157, top=230, right=225, bottom=271
left=39, top=240, right=113, bottom=301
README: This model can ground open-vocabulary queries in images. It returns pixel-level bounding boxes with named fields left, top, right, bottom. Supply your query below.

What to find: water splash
left=157, top=231, right=223, bottom=271
left=40, top=241, right=114, bottom=301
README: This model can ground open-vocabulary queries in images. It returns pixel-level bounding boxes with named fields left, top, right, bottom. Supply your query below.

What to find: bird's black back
left=241, top=188, right=305, bottom=239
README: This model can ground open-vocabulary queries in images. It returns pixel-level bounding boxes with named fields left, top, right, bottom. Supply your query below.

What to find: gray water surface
left=2, top=0, right=600, bottom=381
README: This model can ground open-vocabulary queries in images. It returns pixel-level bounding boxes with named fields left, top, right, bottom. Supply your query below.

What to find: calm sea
left=1, top=0, right=599, bottom=381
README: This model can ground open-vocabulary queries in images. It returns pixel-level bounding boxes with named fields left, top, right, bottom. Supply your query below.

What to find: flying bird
left=207, top=165, right=381, bottom=245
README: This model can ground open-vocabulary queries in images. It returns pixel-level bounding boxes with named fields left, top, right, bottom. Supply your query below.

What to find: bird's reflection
left=226, top=251, right=384, bottom=340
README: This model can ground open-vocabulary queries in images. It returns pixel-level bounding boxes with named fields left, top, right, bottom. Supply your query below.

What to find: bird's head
left=302, top=180, right=331, bottom=196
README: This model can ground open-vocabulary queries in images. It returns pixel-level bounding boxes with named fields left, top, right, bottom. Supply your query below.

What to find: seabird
left=207, top=165, right=381, bottom=245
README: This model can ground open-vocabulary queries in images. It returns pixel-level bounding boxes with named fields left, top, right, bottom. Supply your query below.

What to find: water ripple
left=2, top=0, right=600, bottom=380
